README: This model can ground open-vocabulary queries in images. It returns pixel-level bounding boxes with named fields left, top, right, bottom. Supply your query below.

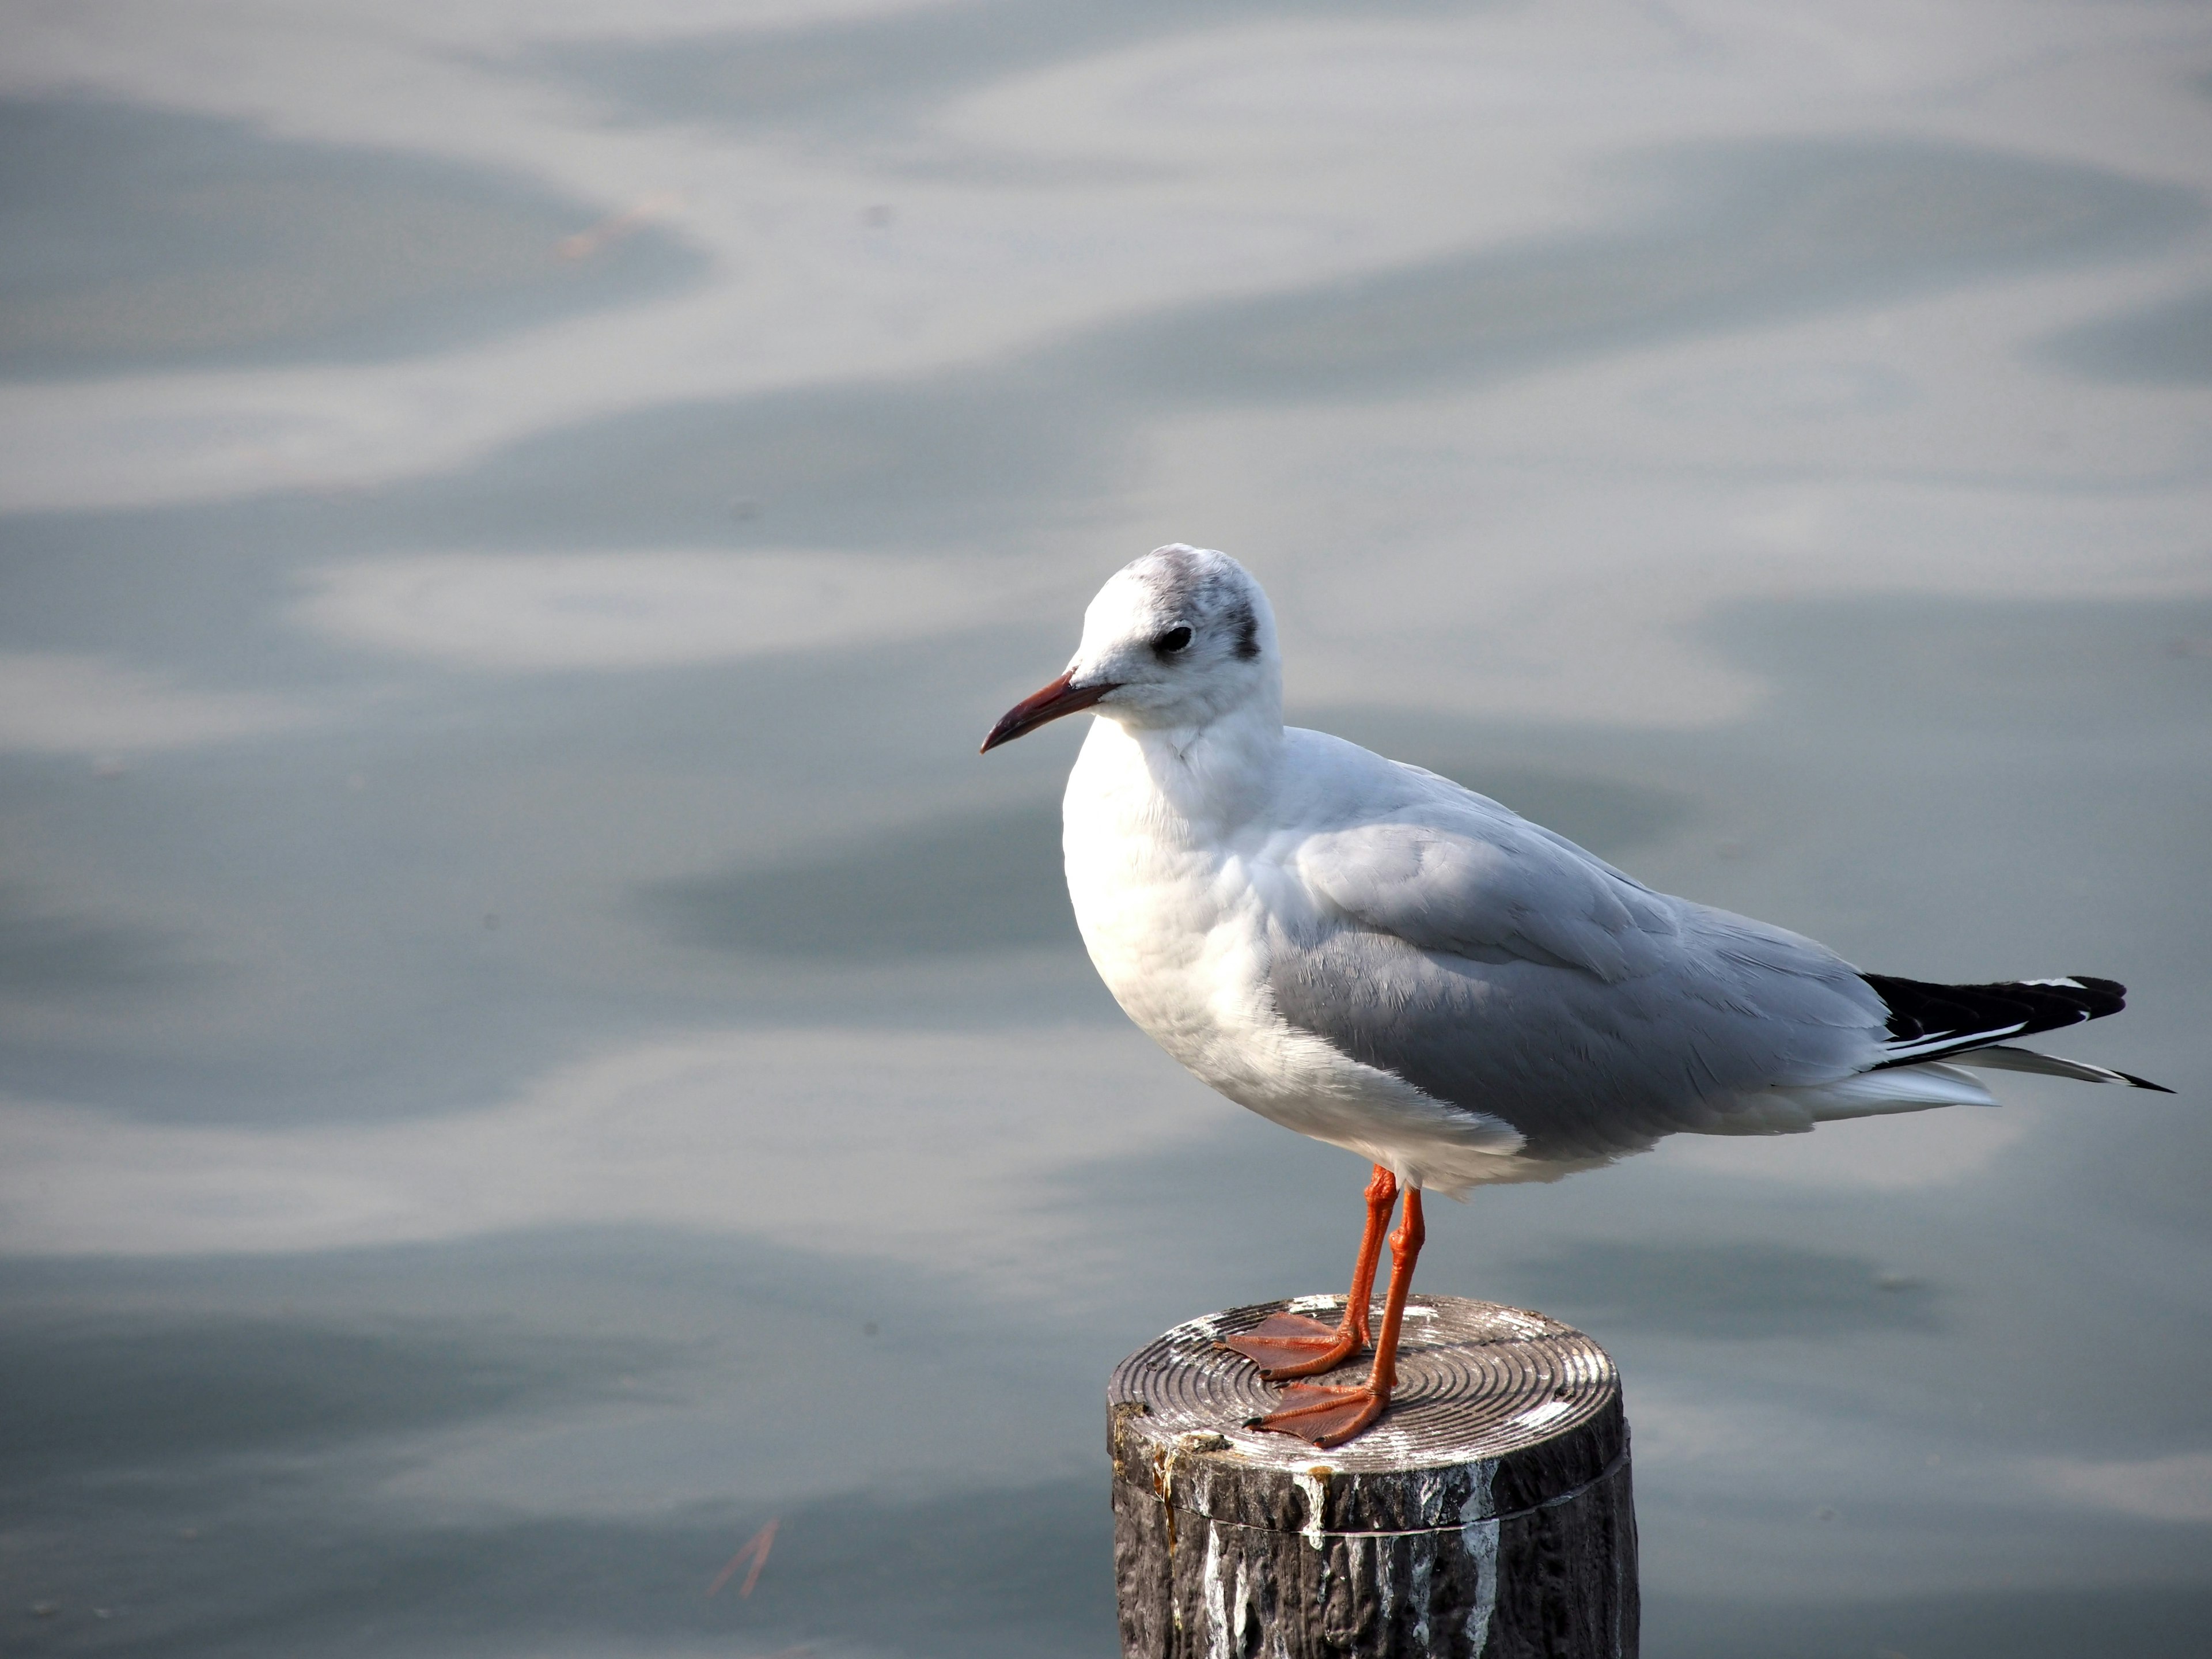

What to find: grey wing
left=1274, top=792, right=1891, bottom=1163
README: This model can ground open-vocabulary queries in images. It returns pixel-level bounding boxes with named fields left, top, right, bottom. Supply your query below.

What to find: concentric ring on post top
left=1109, top=1294, right=1618, bottom=1475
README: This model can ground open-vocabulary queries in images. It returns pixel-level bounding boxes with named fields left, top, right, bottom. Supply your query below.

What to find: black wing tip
left=2061, top=974, right=2127, bottom=1002
left=1862, top=971, right=2137, bottom=1066
left=2116, top=1070, right=2176, bottom=1094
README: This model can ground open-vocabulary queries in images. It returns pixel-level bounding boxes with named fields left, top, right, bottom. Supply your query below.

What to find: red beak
left=979, top=671, right=1118, bottom=753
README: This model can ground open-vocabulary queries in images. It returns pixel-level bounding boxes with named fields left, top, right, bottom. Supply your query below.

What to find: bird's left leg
left=1222, top=1164, right=1397, bottom=1378
left=1246, top=1186, right=1426, bottom=1448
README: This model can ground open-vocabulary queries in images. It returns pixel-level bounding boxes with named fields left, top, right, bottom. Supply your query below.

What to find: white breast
left=1060, top=718, right=1526, bottom=1192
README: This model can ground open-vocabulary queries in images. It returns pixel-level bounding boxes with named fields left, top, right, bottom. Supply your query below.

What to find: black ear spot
left=1228, top=601, right=1260, bottom=661
left=1154, top=624, right=1194, bottom=654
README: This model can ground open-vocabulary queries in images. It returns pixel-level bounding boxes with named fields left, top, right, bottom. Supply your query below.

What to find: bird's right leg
left=1222, top=1164, right=1399, bottom=1378
left=1245, top=1185, right=1425, bottom=1447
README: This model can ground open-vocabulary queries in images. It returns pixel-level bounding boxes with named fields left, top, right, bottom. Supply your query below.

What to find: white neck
left=1079, top=690, right=1286, bottom=839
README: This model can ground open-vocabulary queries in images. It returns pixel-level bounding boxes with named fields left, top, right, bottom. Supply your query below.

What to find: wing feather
left=1290, top=778, right=1676, bottom=983
left=1267, top=736, right=1899, bottom=1165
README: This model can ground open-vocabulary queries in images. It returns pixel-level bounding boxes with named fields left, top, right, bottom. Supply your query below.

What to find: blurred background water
left=2, top=3, right=2209, bottom=1654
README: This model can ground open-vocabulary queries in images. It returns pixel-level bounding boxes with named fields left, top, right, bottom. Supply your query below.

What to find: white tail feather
left=1953, top=1044, right=2138, bottom=1087
left=1767, top=1060, right=1999, bottom=1124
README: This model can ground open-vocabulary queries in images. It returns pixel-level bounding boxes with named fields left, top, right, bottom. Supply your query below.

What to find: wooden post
left=1108, top=1294, right=1636, bottom=1658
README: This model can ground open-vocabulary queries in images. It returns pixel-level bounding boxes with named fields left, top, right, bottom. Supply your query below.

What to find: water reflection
left=554, top=0, right=1480, bottom=139
left=642, top=804, right=1073, bottom=958
left=5, top=1313, right=657, bottom=1478
left=1109, top=140, right=2202, bottom=400
left=0, top=884, right=198, bottom=999
left=0, top=100, right=705, bottom=377
left=2042, top=285, right=2212, bottom=385
left=1506, top=1241, right=1946, bottom=1339
left=296, top=551, right=1034, bottom=671
left=17, top=135, right=2195, bottom=567
left=0, top=1025, right=1226, bottom=1263
left=0, top=652, right=311, bottom=756
left=2, top=2, right=2209, bottom=1656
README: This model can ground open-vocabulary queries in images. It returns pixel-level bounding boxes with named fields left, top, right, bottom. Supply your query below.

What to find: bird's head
left=980, top=545, right=1280, bottom=752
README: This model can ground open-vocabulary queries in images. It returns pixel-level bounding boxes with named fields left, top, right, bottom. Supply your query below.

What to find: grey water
left=2, top=3, right=2209, bottom=1656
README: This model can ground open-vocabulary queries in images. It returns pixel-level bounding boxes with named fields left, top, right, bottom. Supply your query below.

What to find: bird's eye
left=1154, top=624, right=1194, bottom=654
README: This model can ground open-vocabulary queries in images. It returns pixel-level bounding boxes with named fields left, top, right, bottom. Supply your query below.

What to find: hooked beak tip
left=979, top=671, right=1116, bottom=753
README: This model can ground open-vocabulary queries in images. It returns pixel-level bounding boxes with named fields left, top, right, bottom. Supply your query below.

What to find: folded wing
left=1266, top=742, right=1930, bottom=1168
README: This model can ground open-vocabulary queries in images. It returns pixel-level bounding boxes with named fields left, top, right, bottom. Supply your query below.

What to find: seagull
left=980, top=546, right=2166, bottom=1448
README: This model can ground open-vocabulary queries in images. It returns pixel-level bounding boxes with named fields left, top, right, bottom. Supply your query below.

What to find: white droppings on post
left=1484, top=1308, right=1552, bottom=1339
left=1513, top=1399, right=1574, bottom=1433
left=1171, top=1431, right=1228, bottom=1520
left=1407, top=1531, right=1434, bottom=1652
left=1460, top=1459, right=1501, bottom=1656
left=1165, top=1309, right=1240, bottom=1344
left=1368, top=1533, right=1393, bottom=1626
left=1407, top=1465, right=1449, bottom=1528
left=1370, top=1423, right=1422, bottom=1463
left=1285, top=1292, right=1341, bottom=1315
left=1293, top=1464, right=1332, bottom=1550
left=1200, top=1524, right=1232, bottom=1658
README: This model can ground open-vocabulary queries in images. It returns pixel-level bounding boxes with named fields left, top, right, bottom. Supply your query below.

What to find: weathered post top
left=1108, top=1293, right=1636, bottom=1659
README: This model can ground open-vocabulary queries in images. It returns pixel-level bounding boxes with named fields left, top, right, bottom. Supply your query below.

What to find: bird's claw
left=1245, top=1382, right=1390, bottom=1448
left=1221, top=1310, right=1365, bottom=1379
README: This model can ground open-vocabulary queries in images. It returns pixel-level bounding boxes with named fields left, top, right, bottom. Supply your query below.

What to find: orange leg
left=1222, top=1164, right=1399, bottom=1378
left=1247, top=1187, right=1426, bottom=1448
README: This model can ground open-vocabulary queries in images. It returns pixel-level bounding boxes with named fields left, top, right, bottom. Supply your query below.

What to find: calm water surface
left=3, top=3, right=2210, bottom=1655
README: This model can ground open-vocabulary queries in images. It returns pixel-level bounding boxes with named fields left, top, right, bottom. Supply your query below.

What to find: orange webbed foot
left=1245, top=1382, right=1389, bottom=1448
left=1221, top=1310, right=1364, bottom=1379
